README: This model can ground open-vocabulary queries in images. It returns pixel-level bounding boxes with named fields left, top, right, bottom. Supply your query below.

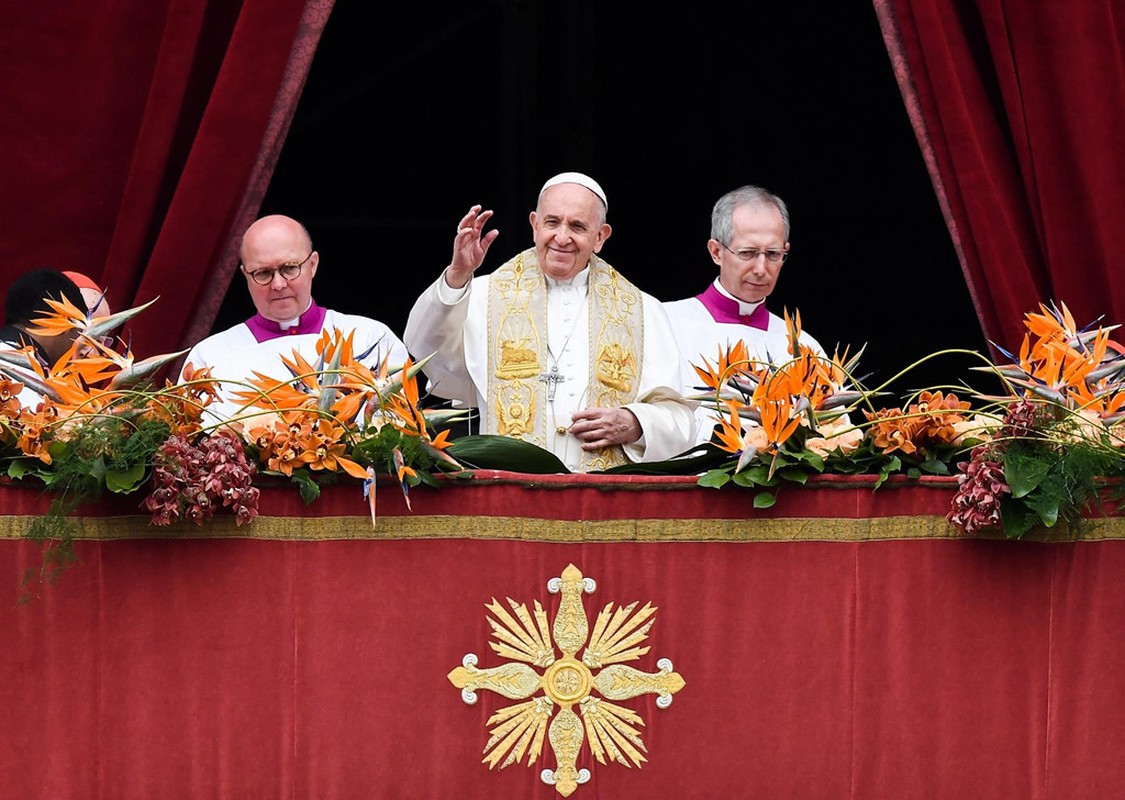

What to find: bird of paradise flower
left=448, top=564, right=685, bottom=798
left=233, top=328, right=464, bottom=523
left=0, top=292, right=214, bottom=465
left=973, top=300, right=1125, bottom=436
left=692, top=309, right=865, bottom=476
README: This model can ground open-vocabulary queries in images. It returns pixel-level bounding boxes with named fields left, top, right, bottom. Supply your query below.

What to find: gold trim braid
left=5, top=512, right=1125, bottom=541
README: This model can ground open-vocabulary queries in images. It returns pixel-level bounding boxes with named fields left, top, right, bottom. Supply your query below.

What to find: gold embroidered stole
left=486, top=248, right=642, bottom=471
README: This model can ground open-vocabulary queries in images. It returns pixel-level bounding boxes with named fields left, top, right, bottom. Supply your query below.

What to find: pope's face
left=241, top=219, right=318, bottom=322
left=709, top=203, right=788, bottom=304
left=529, top=183, right=611, bottom=281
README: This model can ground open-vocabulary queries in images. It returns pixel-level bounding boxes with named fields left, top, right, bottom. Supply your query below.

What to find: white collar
left=546, top=265, right=590, bottom=290
left=714, top=278, right=764, bottom=317
left=275, top=299, right=313, bottom=330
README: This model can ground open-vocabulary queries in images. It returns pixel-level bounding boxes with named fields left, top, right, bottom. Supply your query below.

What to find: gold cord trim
left=4, top=513, right=1123, bottom=542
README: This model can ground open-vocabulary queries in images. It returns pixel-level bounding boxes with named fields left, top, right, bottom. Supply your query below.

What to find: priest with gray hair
left=405, top=172, right=696, bottom=473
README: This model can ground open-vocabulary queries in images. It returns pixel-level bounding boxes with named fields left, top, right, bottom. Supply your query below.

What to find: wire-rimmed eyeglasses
left=243, top=251, right=314, bottom=285
left=718, top=242, right=788, bottom=264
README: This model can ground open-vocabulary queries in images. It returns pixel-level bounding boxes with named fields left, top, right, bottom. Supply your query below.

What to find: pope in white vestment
left=404, top=174, right=696, bottom=473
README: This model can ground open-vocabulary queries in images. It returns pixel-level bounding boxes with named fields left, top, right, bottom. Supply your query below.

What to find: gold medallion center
left=542, top=657, right=592, bottom=705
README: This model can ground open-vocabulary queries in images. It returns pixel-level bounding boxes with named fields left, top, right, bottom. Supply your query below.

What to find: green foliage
left=352, top=425, right=450, bottom=486
left=9, top=415, right=173, bottom=594
left=445, top=434, right=569, bottom=474
left=998, top=438, right=1117, bottom=539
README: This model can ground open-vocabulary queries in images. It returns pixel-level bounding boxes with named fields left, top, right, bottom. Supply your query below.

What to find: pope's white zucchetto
left=539, top=172, right=608, bottom=212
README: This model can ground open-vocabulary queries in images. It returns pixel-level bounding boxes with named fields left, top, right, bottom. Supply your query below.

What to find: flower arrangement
left=3, top=285, right=1124, bottom=589
left=0, top=292, right=465, bottom=587
left=689, top=302, right=1125, bottom=537
left=948, top=303, right=1125, bottom=537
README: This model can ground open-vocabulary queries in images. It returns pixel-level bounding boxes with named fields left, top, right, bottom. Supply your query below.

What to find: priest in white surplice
left=180, top=215, right=409, bottom=423
left=664, top=185, right=830, bottom=444
left=404, top=172, right=696, bottom=473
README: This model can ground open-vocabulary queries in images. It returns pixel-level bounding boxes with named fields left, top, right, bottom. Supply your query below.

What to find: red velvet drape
left=0, top=0, right=332, bottom=359
left=874, top=0, right=1125, bottom=355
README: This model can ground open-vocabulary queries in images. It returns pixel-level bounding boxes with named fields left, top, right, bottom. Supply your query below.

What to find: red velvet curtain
left=0, top=0, right=332, bottom=359
left=873, top=0, right=1125, bottom=355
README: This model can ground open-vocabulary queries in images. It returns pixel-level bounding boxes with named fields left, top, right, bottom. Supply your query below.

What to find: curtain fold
left=873, top=0, right=1125, bottom=354
left=0, top=0, right=333, bottom=360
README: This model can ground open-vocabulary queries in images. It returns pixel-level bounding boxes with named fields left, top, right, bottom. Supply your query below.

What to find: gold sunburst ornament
left=447, top=563, right=686, bottom=797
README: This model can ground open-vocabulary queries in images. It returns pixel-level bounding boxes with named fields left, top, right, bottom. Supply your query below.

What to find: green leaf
left=291, top=471, right=321, bottom=504
left=1024, top=493, right=1060, bottom=528
left=732, top=464, right=778, bottom=488
left=1000, top=498, right=1036, bottom=539
left=697, top=469, right=732, bottom=489
left=1004, top=453, right=1050, bottom=499
left=753, top=491, right=777, bottom=509
left=906, top=467, right=921, bottom=479
left=446, top=434, right=569, bottom=474
left=919, top=459, right=950, bottom=475
left=732, top=471, right=762, bottom=488
left=743, top=464, right=778, bottom=486
left=797, top=450, right=825, bottom=471
left=105, top=462, right=146, bottom=493
left=7, top=458, right=43, bottom=481
left=775, top=467, right=809, bottom=485
left=603, top=442, right=729, bottom=475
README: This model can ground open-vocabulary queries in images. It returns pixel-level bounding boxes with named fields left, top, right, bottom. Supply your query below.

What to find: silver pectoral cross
left=538, top=365, right=564, bottom=401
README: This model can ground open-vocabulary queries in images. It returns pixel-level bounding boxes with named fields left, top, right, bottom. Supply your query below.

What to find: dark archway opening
left=213, top=3, right=991, bottom=399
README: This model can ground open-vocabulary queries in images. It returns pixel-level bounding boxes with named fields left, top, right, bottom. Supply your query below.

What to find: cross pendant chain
left=538, top=365, right=564, bottom=401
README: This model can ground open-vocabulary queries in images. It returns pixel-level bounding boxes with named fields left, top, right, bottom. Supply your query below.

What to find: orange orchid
left=908, top=390, right=972, bottom=445
left=863, top=407, right=922, bottom=456
left=303, top=418, right=369, bottom=479
left=0, top=377, right=23, bottom=419
left=14, top=403, right=62, bottom=464
left=245, top=409, right=369, bottom=479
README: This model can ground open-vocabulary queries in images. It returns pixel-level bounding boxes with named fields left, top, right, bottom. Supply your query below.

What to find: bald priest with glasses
left=663, top=185, right=829, bottom=445
left=179, top=214, right=409, bottom=422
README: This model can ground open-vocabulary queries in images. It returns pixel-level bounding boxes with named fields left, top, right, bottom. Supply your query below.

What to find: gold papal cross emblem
left=447, top=564, right=686, bottom=797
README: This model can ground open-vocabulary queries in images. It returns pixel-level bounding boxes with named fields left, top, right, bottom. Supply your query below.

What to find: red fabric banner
left=2, top=479, right=1124, bottom=798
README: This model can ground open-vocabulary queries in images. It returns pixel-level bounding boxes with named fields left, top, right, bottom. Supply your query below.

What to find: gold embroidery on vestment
left=496, top=339, right=540, bottom=379
left=486, top=250, right=643, bottom=470
left=496, top=381, right=536, bottom=437
left=595, top=342, right=634, bottom=393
